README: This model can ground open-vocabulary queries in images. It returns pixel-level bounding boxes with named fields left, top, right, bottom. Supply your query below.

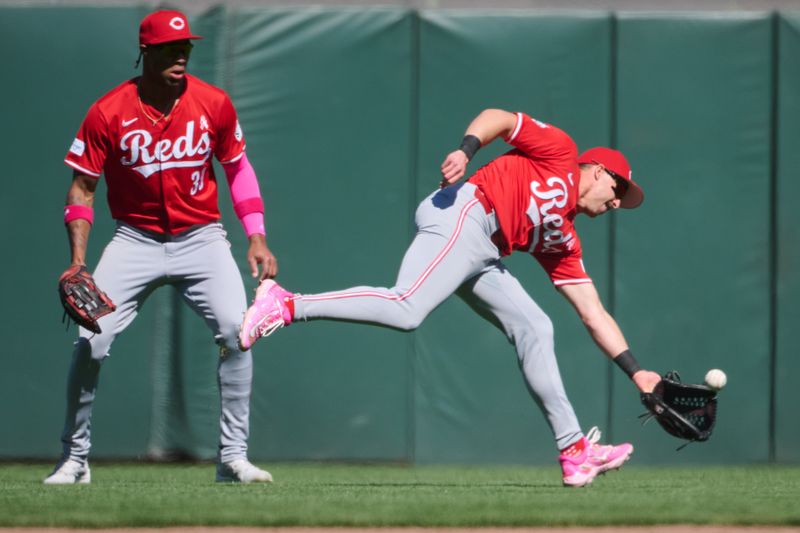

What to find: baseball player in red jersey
left=45, top=11, right=276, bottom=484
left=239, top=109, right=663, bottom=487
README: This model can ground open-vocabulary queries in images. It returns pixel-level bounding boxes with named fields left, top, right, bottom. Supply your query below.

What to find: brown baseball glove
left=58, top=265, right=116, bottom=334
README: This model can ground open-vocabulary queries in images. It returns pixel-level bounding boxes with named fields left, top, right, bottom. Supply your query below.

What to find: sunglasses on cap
left=603, top=167, right=630, bottom=200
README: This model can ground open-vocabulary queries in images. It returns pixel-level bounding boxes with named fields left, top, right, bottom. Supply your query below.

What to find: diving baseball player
left=46, top=10, right=275, bottom=484
left=239, top=109, right=662, bottom=487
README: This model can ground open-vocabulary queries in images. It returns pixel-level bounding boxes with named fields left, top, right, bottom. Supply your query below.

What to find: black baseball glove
left=58, top=265, right=116, bottom=334
left=640, top=371, right=718, bottom=445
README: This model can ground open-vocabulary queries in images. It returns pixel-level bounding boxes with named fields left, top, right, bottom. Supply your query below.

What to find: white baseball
left=704, top=369, right=727, bottom=390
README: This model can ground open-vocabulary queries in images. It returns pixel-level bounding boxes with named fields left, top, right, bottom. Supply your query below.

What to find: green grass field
left=1, top=463, right=799, bottom=528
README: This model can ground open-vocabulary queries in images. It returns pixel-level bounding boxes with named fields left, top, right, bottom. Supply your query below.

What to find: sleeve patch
left=234, top=121, right=243, bottom=142
left=69, top=138, right=85, bottom=157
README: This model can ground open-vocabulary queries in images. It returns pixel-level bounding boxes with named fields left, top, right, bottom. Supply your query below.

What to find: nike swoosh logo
left=122, top=118, right=138, bottom=127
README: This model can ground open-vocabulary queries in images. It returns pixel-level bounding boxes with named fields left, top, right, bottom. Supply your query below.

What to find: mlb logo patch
left=69, top=138, right=85, bottom=157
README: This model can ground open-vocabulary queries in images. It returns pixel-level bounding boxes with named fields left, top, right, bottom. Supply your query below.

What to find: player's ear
left=595, top=164, right=605, bottom=181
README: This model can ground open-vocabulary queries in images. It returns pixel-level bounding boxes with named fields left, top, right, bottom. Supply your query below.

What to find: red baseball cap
left=139, top=10, right=202, bottom=46
left=577, top=147, right=644, bottom=209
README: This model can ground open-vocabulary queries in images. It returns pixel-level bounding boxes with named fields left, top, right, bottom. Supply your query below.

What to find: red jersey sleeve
left=505, top=112, right=577, bottom=162
left=534, top=251, right=593, bottom=286
left=64, top=103, right=110, bottom=177
left=214, top=95, right=246, bottom=164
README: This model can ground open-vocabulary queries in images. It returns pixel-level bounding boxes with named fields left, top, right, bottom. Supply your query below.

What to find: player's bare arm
left=247, top=234, right=278, bottom=281
left=557, top=282, right=660, bottom=393
left=463, top=108, right=518, bottom=144
left=440, top=109, right=518, bottom=187
left=557, top=282, right=627, bottom=355
left=64, top=172, right=97, bottom=267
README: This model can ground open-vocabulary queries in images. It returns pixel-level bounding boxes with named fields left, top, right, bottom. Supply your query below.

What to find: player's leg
left=169, top=223, right=271, bottom=483
left=456, top=265, right=582, bottom=450
left=47, top=224, right=162, bottom=484
left=294, top=183, right=500, bottom=330
left=456, top=267, right=633, bottom=487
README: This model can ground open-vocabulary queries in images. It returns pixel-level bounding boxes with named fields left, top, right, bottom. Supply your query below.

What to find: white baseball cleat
left=216, top=459, right=273, bottom=483
left=43, top=459, right=91, bottom=485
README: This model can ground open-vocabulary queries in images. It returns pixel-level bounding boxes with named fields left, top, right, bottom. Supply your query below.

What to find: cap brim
left=620, top=179, right=644, bottom=209
left=145, top=34, right=203, bottom=45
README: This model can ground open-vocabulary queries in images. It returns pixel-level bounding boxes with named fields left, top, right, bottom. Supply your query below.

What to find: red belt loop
left=473, top=186, right=507, bottom=251
left=474, top=187, right=493, bottom=214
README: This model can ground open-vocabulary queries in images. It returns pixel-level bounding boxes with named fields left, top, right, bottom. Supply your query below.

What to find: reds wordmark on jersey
left=65, top=74, right=245, bottom=235
left=469, top=112, right=590, bottom=286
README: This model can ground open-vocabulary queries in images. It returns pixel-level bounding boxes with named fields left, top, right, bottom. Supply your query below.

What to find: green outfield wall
left=1, top=7, right=797, bottom=464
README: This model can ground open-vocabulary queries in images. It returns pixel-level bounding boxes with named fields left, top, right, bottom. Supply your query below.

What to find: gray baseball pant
left=59, top=222, right=252, bottom=464
left=294, top=182, right=582, bottom=450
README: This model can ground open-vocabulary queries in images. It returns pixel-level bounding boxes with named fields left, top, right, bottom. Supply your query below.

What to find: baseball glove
left=640, top=371, right=718, bottom=445
left=58, top=265, right=116, bottom=334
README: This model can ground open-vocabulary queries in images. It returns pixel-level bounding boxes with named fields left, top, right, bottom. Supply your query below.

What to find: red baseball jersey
left=468, top=112, right=590, bottom=286
left=65, top=74, right=245, bottom=235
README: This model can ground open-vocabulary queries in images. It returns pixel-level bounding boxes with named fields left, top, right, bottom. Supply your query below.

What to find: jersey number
left=190, top=169, right=207, bottom=196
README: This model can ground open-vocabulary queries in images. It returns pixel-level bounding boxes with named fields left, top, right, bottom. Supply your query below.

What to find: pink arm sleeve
left=222, top=153, right=266, bottom=237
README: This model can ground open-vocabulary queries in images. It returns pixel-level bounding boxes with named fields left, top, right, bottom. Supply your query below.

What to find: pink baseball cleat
left=238, top=279, right=294, bottom=350
left=559, top=426, right=633, bottom=487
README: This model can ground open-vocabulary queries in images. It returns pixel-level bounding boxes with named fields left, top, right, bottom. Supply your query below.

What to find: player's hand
left=632, top=369, right=662, bottom=394
left=247, top=234, right=278, bottom=280
left=440, top=150, right=469, bottom=188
